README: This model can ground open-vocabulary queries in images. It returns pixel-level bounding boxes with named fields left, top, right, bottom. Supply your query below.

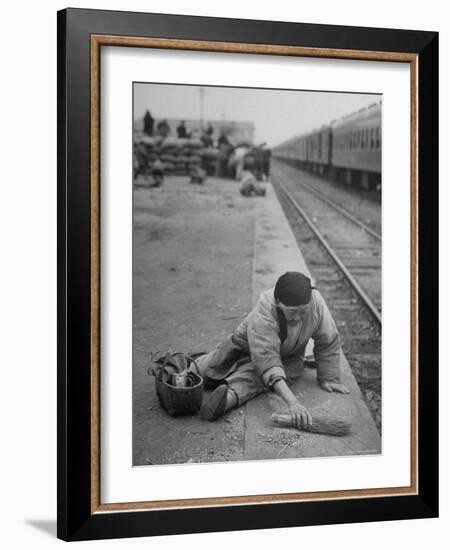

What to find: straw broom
left=271, top=413, right=352, bottom=436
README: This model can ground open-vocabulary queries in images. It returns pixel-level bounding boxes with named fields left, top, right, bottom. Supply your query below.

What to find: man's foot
left=200, top=385, right=229, bottom=421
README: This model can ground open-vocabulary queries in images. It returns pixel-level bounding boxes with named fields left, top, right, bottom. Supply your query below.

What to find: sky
left=134, top=83, right=380, bottom=147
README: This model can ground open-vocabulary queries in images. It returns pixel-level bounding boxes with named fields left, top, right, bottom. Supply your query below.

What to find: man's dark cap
left=274, top=272, right=314, bottom=306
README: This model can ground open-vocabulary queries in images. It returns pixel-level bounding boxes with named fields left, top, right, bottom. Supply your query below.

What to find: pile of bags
left=134, top=134, right=221, bottom=177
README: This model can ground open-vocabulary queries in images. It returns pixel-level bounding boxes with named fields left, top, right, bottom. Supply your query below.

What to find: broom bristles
left=271, top=413, right=352, bottom=436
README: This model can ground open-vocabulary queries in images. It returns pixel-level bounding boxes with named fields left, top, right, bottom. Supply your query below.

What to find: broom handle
left=271, top=413, right=297, bottom=427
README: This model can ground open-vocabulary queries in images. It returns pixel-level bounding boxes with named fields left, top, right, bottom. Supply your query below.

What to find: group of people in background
left=143, top=110, right=215, bottom=147
left=140, top=109, right=271, bottom=195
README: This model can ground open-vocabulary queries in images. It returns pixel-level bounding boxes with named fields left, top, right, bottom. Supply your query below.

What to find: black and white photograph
left=132, top=83, right=382, bottom=466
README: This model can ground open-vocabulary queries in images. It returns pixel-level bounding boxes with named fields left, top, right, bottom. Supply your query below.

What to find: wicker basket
left=154, top=352, right=204, bottom=416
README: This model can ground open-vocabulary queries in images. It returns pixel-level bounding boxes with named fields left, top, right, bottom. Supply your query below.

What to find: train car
left=273, top=100, right=382, bottom=190
left=331, top=102, right=381, bottom=189
left=273, top=125, right=332, bottom=175
left=304, top=126, right=332, bottom=174
left=298, top=135, right=308, bottom=163
left=274, top=135, right=299, bottom=164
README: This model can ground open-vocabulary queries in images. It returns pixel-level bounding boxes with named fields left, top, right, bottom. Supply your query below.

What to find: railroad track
left=272, top=159, right=381, bottom=232
left=272, top=170, right=382, bottom=327
left=280, top=171, right=381, bottom=241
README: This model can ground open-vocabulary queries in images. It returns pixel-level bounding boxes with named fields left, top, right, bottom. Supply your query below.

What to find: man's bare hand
left=288, top=401, right=312, bottom=429
left=320, top=381, right=350, bottom=394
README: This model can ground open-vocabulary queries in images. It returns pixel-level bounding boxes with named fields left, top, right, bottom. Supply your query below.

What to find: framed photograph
left=57, top=8, right=438, bottom=541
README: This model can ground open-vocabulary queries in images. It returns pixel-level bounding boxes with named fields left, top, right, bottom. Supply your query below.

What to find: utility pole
left=199, top=87, right=205, bottom=130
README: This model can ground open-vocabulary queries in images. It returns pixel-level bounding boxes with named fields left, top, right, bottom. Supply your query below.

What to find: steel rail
left=274, top=165, right=381, bottom=241
left=273, top=176, right=382, bottom=327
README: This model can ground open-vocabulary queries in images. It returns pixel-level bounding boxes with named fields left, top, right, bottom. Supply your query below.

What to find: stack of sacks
left=184, top=138, right=203, bottom=174
left=134, top=133, right=222, bottom=177
left=159, top=136, right=179, bottom=174
left=173, top=138, right=190, bottom=175
left=133, top=135, right=162, bottom=176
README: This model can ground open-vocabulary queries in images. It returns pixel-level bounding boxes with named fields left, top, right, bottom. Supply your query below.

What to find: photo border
left=57, top=8, right=438, bottom=541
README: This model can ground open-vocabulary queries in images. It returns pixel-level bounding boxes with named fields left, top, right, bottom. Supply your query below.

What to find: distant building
left=133, top=117, right=255, bottom=146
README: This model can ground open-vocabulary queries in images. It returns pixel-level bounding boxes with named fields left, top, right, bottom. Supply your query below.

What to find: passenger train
left=273, top=102, right=382, bottom=190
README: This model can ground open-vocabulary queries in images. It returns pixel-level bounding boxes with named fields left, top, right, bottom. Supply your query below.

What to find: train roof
left=274, top=100, right=382, bottom=149
left=277, top=124, right=329, bottom=145
left=332, top=101, right=382, bottom=130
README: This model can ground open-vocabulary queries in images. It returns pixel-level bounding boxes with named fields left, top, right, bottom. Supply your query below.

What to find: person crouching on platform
left=191, top=272, right=350, bottom=427
left=239, top=168, right=266, bottom=197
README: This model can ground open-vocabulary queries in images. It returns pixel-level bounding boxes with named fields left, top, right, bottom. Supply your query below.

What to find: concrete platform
left=133, top=176, right=380, bottom=466
left=133, top=176, right=254, bottom=465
